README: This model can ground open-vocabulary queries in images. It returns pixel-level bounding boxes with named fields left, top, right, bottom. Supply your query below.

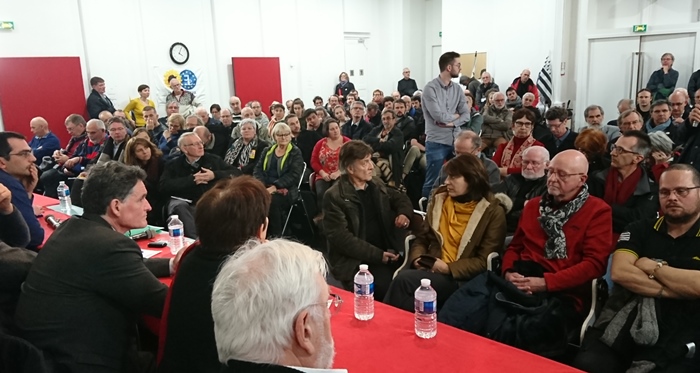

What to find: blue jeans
left=422, top=141, right=454, bottom=197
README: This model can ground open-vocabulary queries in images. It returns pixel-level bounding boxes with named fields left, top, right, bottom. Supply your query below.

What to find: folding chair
left=282, top=163, right=315, bottom=237
left=418, top=197, right=428, bottom=213
left=392, top=209, right=427, bottom=279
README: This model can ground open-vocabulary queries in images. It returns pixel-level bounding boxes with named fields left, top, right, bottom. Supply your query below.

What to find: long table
left=35, top=195, right=581, bottom=372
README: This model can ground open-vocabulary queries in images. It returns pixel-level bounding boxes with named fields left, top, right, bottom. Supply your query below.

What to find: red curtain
left=231, top=57, right=282, bottom=117
left=0, top=57, right=87, bottom=145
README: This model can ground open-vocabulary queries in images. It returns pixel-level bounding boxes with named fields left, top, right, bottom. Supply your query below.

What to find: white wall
left=441, top=0, right=557, bottom=91
left=424, top=0, right=442, bottom=84
left=0, top=0, right=426, bottom=116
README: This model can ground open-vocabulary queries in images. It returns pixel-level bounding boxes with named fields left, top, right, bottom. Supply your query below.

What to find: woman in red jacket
left=310, top=118, right=350, bottom=223
left=492, top=109, right=544, bottom=177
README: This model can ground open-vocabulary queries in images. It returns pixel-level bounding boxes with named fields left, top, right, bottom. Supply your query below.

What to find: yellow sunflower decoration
left=163, top=70, right=182, bottom=87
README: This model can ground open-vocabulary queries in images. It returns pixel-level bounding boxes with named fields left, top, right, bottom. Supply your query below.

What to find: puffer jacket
left=481, top=105, right=513, bottom=140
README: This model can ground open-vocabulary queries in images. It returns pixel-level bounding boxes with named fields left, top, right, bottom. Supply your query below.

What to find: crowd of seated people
left=3, top=49, right=700, bottom=372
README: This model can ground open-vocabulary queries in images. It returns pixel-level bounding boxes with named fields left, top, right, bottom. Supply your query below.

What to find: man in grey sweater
left=421, top=51, right=471, bottom=197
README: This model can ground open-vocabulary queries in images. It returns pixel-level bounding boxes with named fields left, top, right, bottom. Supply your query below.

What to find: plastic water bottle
left=414, top=278, right=437, bottom=339
left=57, top=181, right=72, bottom=214
left=354, top=264, right=374, bottom=320
left=168, top=215, right=185, bottom=255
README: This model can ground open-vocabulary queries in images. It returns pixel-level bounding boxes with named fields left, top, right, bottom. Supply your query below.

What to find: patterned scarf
left=224, top=138, right=256, bottom=167
left=538, top=184, right=589, bottom=259
left=501, top=135, right=536, bottom=169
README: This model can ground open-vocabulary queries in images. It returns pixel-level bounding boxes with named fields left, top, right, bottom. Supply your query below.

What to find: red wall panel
left=0, top=57, right=87, bottom=145
left=231, top=57, right=282, bottom=117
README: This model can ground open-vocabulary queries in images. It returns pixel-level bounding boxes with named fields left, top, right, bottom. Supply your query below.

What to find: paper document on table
left=46, top=204, right=84, bottom=216
left=141, top=249, right=161, bottom=259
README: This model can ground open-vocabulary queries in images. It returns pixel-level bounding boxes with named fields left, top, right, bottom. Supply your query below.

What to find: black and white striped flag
left=537, top=56, right=553, bottom=105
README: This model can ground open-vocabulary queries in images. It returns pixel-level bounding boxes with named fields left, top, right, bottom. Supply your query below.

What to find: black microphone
left=44, top=215, right=62, bottom=230
left=128, top=229, right=157, bottom=241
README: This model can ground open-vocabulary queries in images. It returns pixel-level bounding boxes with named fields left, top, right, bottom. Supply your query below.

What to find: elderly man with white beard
left=493, top=146, right=550, bottom=234
left=212, top=239, right=346, bottom=373
left=583, top=105, right=620, bottom=143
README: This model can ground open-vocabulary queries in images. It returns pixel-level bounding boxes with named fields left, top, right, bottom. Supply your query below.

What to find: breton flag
left=537, top=56, right=553, bottom=105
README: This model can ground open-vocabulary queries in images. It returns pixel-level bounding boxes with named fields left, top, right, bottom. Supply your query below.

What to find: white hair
left=177, top=132, right=200, bottom=148
left=86, top=119, right=106, bottom=130
left=522, top=145, right=550, bottom=162
left=523, top=92, right=535, bottom=100
left=211, top=239, right=328, bottom=364
left=194, top=107, right=208, bottom=115
left=271, top=122, right=291, bottom=138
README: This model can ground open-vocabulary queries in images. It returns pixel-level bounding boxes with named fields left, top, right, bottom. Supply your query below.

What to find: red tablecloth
left=329, top=287, right=581, bottom=372
left=33, top=193, right=61, bottom=208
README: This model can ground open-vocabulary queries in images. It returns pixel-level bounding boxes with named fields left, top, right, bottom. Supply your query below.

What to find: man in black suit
left=160, top=132, right=239, bottom=238
left=342, top=101, right=373, bottom=140
left=86, top=76, right=116, bottom=119
left=541, top=106, right=578, bottom=158
left=15, top=161, right=172, bottom=373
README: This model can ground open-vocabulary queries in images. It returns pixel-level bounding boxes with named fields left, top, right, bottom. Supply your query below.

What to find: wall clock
left=169, top=42, right=189, bottom=65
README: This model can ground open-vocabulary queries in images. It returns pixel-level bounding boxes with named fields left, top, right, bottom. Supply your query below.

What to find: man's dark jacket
left=15, top=214, right=170, bottom=373
left=342, top=118, right=373, bottom=140
left=493, top=174, right=547, bottom=234
left=540, top=131, right=579, bottom=158
left=323, top=176, right=412, bottom=283
left=86, top=89, right=115, bottom=119
left=587, top=167, right=659, bottom=233
left=160, top=153, right=239, bottom=203
left=363, top=126, right=404, bottom=186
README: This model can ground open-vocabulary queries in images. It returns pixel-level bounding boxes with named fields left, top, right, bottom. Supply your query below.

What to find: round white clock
left=169, top=42, right=189, bottom=65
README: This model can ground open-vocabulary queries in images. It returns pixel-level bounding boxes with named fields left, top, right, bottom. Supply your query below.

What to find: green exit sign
left=439, top=31, right=442, bottom=37
left=0, top=21, right=14, bottom=30
left=632, top=24, right=647, bottom=33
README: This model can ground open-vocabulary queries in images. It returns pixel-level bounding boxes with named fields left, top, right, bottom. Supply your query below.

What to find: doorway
left=344, top=36, right=369, bottom=101
left=585, top=32, right=696, bottom=128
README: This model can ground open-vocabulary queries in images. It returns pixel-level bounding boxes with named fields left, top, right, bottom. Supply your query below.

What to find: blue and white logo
left=180, top=69, right=197, bottom=90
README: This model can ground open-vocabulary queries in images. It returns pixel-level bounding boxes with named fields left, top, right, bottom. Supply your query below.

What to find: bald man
left=511, top=69, right=539, bottom=104
left=669, top=89, right=690, bottom=125
left=502, top=149, right=612, bottom=326
left=228, top=96, right=243, bottom=129
left=29, top=117, right=60, bottom=166
left=193, top=126, right=227, bottom=159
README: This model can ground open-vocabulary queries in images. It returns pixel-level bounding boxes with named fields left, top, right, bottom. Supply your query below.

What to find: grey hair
left=617, top=99, right=634, bottom=108
left=523, top=92, right=535, bottom=100
left=239, top=118, right=258, bottom=130
left=522, top=145, right=550, bottom=162
left=81, top=161, right=146, bottom=215
left=178, top=132, right=201, bottom=148
left=455, top=130, right=481, bottom=150
left=86, top=119, right=106, bottom=130
left=212, top=239, right=328, bottom=364
left=194, top=107, right=208, bottom=115
left=584, top=105, right=604, bottom=117
left=648, top=131, right=674, bottom=155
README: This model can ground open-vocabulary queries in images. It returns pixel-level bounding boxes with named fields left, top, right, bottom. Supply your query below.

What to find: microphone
left=128, top=229, right=157, bottom=241
left=44, top=215, right=62, bottom=230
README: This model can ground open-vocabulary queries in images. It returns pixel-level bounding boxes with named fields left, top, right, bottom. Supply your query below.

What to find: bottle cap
left=359, top=264, right=368, bottom=271
left=420, top=279, right=431, bottom=287
left=171, top=215, right=178, bottom=219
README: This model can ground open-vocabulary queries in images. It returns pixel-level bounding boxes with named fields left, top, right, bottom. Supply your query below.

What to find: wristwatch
left=648, top=260, right=668, bottom=279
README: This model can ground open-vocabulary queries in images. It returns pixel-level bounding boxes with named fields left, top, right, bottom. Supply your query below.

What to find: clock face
left=170, top=42, right=189, bottom=65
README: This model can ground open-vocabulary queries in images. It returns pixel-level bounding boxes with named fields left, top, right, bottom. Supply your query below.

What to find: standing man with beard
left=573, top=164, right=700, bottom=373
left=421, top=51, right=470, bottom=198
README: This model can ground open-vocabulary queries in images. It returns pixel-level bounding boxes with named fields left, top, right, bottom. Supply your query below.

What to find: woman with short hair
left=493, top=108, right=544, bottom=177
left=575, top=128, right=611, bottom=178
left=385, top=154, right=509, bottom=312
left=123, top=84, right=156, bottom=127
left=224, top=119, right=269, bottom=175
left=253, top=123, right=304, bottom=237
left=647, top=131, right=674, bottom=182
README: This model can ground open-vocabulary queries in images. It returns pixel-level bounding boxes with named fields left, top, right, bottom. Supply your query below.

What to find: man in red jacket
left=503, top=149, right=613, bottom=314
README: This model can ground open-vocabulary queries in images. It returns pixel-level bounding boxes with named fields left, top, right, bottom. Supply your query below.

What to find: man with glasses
left=398, top=67, right=418, bottom=97
left=574, top=164, right=700, bottom=373
left=160, top=132, right=239, bottom=238
left=645, top=99, right=682, bottom=145
left=97, top=117, right=130, bottom=164
left=588, top=130, right=658, bottom=240
left=502, top=149, right=612, bottom=344
left=212, top=239, right=346, bottom=372
left=0, top=132, right=44, bottom=250
left=542, top=106, right=578, bottom=157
